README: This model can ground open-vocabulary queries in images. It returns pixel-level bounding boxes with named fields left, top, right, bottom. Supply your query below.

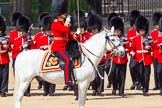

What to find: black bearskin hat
left=11, top=11, right=22, bottom=27
left=107, top=13, right=118, bottom=27
left=0, top=16, right=6, bottom=35
left=110, top=16, right=124, bottom=35
left=41, top=15, right=53, bottom=31
left=158, top=17, right=162, bottom=32
left=87, top=10, right=102, bottom=32
left=152, top=12, right=162, bottom=25
left=16, top=16, right=30, bottom=32
left=38, top=12, right=49, bottom=28
left=135, top=16, right=149, bottom=34
left=51, top=0, right=68, bottom=18
left=71, top=9, right=86, bottom=31
left=129, top=10, right=141, bottom=27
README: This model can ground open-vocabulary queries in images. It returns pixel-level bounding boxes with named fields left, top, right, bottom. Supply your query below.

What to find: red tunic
left=150, top=29, right=159, bottom=58
left=154, top=34, right=162, bottom=63
left=126, top=28, right=137, bottom=42
left=33, top=32, right=44, bottom=49
left=39, top=34, right=49, bottom=50
left=112, top=36, right=129, bottom=64
left=12, top=37, right=34, bottom=58
left=51, top=19, right=70, bottom=52
left=9, top=29, right=18, bottom=54
left=0, top=44, right=10, bottom=64
left=131, top=35, right=153, bottom=66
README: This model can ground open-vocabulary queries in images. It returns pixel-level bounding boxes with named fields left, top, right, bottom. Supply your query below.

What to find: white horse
left=14, top=29, right=125, bottom=108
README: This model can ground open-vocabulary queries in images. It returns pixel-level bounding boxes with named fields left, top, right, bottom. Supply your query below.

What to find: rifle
left=21, top=24, right=33, bottom=51
left=142, top=36, right=154, bottom=46
left=24, top=24, right=33, bottom=45
left=0, top=34, right=9, bottom=45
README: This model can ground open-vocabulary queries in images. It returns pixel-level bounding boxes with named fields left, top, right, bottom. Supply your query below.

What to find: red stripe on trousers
left=59, top=51, right=70, bottom=84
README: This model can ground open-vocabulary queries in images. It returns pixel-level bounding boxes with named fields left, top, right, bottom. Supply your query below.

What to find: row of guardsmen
left=1, top=1, right=162, bottom=98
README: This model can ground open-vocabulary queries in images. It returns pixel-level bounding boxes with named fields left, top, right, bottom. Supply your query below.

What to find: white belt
left=136, top=50, right=149, bottom=53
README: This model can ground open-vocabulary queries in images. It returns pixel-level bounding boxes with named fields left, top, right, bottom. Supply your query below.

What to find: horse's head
left=104, top=27, right=125, bottom=57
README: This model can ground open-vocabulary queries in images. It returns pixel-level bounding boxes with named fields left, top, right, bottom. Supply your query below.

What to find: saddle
left=40, top=40, right=81, bottom=73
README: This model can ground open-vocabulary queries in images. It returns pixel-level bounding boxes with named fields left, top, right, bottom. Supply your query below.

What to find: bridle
left=81, top=32, right=122, bottom=79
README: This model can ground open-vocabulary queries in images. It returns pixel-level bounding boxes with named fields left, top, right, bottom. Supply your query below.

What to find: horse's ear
left=110, top=26, right=115, bottom=33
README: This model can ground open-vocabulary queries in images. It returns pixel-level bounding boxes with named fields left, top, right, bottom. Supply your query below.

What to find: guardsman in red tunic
left=0, top=16, right=10, bottom=97
left=156, top=17, right=162, bottom=95
left=70, top=9, right=92, bottom=43
left=34, top=12, right=49, bottom=49
left=105, top=12, right=119, bottom=89
left=51, top=0, right=74, bottom=86
left=12, top=16, right=34, bottom=97
left=150, top=12, right=162, bottom=90
left=33, top=12, right=49, bottom=90
left=108, top=16, right=128, bottom=97
left=84, top=10, right=105, bottom=96
left=126, top=10, right=141, bottom=90
left=38, top=15, right=56, bottom=96
left=131, top=16, right=152, bottom=96
left=9, top=12, right=22, bottom=76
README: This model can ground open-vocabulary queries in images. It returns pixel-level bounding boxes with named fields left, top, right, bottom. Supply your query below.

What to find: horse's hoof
left=1, top=92, right=7, bottom=97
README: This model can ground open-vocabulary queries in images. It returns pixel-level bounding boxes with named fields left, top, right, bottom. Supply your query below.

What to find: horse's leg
left=78, top=81, right=90, bottom=108
left=14, top=73, right=33, bottom=108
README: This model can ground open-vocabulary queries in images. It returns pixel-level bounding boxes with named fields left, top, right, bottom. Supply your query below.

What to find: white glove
left=130, top=51, right=135, bottom=56
left=66, top=15, right=71, bottom=22
left=76, top=28, right=81, bottom=35
left=3, top=44, right=8, bottom=49
left=2, top=40, right=7, bottom=44
left=145, top=45, right=151, bottom=50
left=22, top=43, right=28, bottom=49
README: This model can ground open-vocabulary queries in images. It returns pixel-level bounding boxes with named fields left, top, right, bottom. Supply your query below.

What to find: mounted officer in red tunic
left=50, top=0, right=75, bottom=86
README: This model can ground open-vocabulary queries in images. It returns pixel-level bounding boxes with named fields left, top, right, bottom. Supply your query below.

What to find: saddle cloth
left=40, top=51, right=81, bottom=73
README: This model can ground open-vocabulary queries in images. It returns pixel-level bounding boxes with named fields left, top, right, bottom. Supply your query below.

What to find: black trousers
left=130, top=59, right=143, bottom=86
left=153, top=58, right=159, bottom=88
left=129, top=56, right=138, bottom=84
left=92, top=64, right=105, bottom=92
left=0, top=64, right=9, bottom=93
left=157, top=63, right=162, bottom=91
left=43, top=81, right=56, bottom=94
left=109, top=62, right=127, bottom=94
left=105, top=58, right=111, bottom=84
left=55, top=50, right=73, bottom=84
